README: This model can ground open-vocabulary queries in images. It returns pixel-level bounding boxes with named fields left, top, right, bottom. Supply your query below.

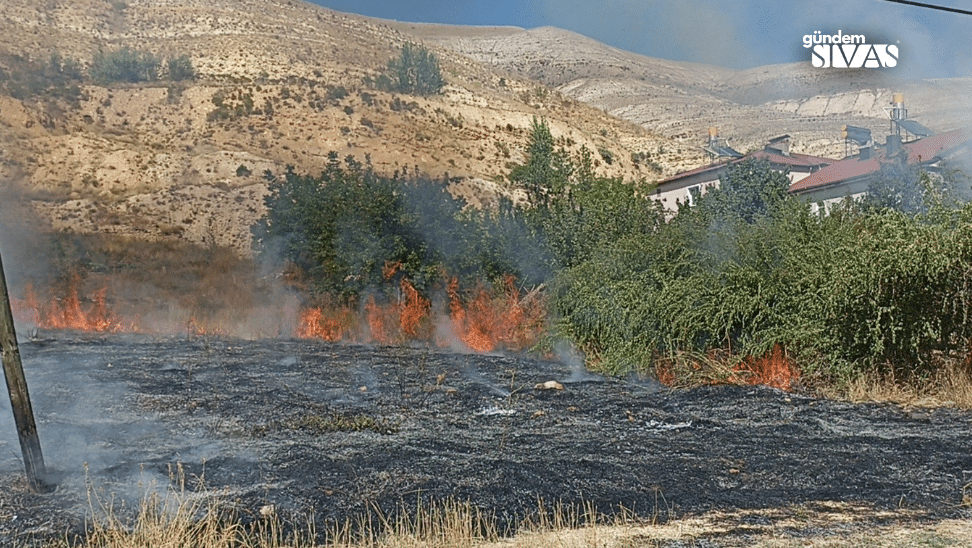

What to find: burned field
left=2, top=332, right=972, bottom=544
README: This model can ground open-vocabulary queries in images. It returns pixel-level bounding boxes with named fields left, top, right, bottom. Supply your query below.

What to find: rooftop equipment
left=702, top=127, right=743, bottom=162
left=886, top=93, right=933, bottom=139
left=841, top=124, right=873, bottom=159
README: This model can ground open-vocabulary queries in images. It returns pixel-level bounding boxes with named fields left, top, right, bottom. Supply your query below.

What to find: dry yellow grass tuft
left=840, top=362, right=972, bottom=410
left=20, top=481, right=972, bottom=548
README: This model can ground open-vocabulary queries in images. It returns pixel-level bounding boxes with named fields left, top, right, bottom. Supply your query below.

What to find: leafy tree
left=694, top=157, right=792, bottom=224
left=508, top=117, right=571, bottom=208
left=253, top=153, right=540, bottom=297
left=506, top=118, right=663, bottom=273
left=863, top=161, right=959, bottom=215
left=386, top=43, right=444, bottom=96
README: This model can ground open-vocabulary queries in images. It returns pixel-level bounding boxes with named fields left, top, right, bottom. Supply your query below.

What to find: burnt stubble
left=2, top=332, right=972, bottom=544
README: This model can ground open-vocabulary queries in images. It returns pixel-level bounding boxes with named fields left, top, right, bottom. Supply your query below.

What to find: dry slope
left=407, top=23, right=972, bottom=162
left=0, top=0, right=673, bottom=254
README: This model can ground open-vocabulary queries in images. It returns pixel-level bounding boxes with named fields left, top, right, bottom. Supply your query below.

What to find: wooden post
left=0, top=249, right=49, bottom=492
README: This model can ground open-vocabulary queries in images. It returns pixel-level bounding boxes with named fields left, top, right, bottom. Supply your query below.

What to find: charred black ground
left=1, top=332, right=972, bottom=545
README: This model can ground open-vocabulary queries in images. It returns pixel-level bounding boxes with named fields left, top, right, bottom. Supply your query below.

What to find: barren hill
left=0, top=0, right=674, bottom=253
left=5, top=1, right=971, bottom=255
left=405, top=23, right=972, bottom=162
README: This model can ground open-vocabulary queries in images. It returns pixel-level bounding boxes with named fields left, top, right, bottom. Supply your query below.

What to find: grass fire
left=4, top=63, right=972, bottom=548
left=9, top=125, right=972, bottom=399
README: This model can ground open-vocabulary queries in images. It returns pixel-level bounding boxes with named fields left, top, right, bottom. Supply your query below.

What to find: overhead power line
left=878, top=0, right=972, bottom=15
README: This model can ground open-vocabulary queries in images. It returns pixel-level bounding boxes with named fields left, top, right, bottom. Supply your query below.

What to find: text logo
left=803, top=31, right=898, bottom=68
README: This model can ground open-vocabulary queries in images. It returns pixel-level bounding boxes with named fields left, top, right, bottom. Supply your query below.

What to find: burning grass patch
left=13, top=275, right=136, bottom=334
left=654, top=344, right=800, bottom=391
left=9, top=233, right=549, bottom=352
left=295, top=275, right=547, bottom=353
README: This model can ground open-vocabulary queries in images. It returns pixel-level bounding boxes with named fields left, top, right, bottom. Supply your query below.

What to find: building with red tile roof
left=651, top=135, right=833, bottom=212
left=790, top=128, right=971, bottom=212
left=656, top=126, right=971, bottom=216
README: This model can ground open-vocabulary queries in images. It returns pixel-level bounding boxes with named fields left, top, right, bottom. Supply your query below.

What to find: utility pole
left=0, top=248, right=49, bottom=493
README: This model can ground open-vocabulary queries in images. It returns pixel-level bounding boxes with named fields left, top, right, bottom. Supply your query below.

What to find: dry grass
left=325, top=498, right=499, bottom=548
left=839, top=362, right=972, bottom=410
left=656, top=346, right=972, bottom=411
left=24, top=491, right=972, bottom=548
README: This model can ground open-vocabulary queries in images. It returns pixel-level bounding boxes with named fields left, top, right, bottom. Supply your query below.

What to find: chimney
left=708, top=127, right=719, bottom=148
left=886, top=134, right=903, bottom=157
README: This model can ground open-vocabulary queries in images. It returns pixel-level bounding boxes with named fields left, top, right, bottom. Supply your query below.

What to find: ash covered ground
left=2, top=332, right=972, bottom=545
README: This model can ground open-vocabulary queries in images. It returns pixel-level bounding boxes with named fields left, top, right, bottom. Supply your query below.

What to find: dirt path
left=2, top=333, right=971, bottom=545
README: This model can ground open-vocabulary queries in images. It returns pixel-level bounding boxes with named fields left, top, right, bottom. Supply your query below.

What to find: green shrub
left=598, top=147, right=614, bottom=165
left=385, top=43, right=444, bottom=96
left=252, top=153, right=539, bottom=297
left=90, top=47, right=160, bottom=84
left=553, top=156, right=972, bottom=384
left=166, top=55, right=195, bottom=81
left=0, top=52, right=83, bottom=104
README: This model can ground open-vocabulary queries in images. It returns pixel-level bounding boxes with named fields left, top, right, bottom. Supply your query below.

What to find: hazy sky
left=308, top=0, right=972, bottom=79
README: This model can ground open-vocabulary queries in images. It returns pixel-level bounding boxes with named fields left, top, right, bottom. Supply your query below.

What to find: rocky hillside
left=6, top=1, right=971, bottom=255
left=0, top=0, right=675, bottom=254
left=404, top=23, right=972, bottom=161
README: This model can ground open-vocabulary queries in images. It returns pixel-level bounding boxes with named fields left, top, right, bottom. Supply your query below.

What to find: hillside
left=5, top=1, right=972, bottom=256
left=0, top=0, right=674, bottom=254
left=404, top=23, right=972, bottom=162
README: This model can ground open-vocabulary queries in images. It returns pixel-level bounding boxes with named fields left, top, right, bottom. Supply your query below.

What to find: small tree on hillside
left=165, top=55, right=195, bottom=81
left=387, top=43, right=444, bottom=96
left=508, top=117, right=572, bottom=208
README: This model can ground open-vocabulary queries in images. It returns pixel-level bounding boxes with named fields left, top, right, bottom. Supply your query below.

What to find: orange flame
left=185, top=317, right=228, bottom=338
left=295, top=274, right=545, bottom=353
left=296, top=305, right=356, bottom=341
left=654, top=344, right=799, bottom=391
left=734, top=344, right=800, bottom=390
left=14, top=268, right=547, bottom=355
left=365, top=294, right=394, bottom=345
left=398, top=277, right=430, bottom=339
left=364, top=277, right=432, bottom=344
left=448, top=275, right=543, bottom=353
left=13, top=276, right=135, bottom=333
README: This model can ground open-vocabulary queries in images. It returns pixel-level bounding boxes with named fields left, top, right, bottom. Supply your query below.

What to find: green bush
left=252, top=154, right=539, bottom=297
left=90, top=47, right=160, bottom=83
left=166, top=55, right=195, bottom=81
left=0, top=52, right=83, bottom=104
left=553, top=156, right=972, bottom=383
left=385, top=43, right=444, bottom=96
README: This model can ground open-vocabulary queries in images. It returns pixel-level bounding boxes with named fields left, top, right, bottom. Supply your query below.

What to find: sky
left=308, top=0, right=972, bottom=79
